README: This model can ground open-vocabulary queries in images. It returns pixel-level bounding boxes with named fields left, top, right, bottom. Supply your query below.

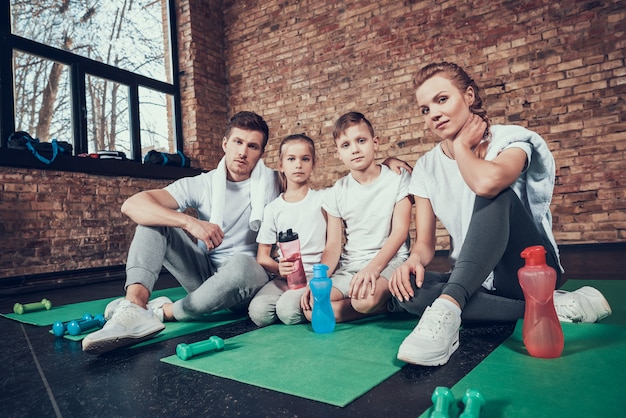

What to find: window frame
left=0, top=0, right=190, bottom=178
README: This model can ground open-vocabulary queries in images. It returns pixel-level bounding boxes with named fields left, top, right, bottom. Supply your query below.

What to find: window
left=0, top=0, right=182, bottom=170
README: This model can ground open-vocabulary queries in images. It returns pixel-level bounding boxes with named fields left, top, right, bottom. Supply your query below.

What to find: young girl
left=389, top=62, right=611, bottom=366
left=248, top=134, right=329, bottom=327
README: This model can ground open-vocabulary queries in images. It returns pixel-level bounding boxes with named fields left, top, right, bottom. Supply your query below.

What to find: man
left=83, top=111, right=280, bottom=354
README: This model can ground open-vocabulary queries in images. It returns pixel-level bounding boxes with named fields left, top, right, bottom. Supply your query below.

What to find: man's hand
left=186, top=219, right=224, bottom=250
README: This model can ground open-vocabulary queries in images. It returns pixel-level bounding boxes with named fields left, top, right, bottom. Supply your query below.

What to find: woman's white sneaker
left=554, top=286, right=612, bottom=323
left=397, top=300, right=462, bottom=366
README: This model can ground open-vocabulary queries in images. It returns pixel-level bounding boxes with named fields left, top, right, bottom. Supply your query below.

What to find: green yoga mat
left=161, top=314, right=417, bottom=407
left=1, top=287, right=187, bottom=326
left=419, top=279, right=626, bottom=418
left=1, top=287, right=247, bottom=347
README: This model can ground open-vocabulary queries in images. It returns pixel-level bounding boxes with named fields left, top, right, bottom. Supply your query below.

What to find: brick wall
left=0, top=168, right=170, bottom=277
left=1, top=0, right=624, bottom=279
left=224, top=0, right=626, bottom=248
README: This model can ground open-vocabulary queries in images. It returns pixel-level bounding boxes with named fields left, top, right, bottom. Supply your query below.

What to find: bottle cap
left=520, top=245, right=547, bottom=266
left=278, top=228, right=299, bottom=243
left=312, top=263, right=329, bottom=279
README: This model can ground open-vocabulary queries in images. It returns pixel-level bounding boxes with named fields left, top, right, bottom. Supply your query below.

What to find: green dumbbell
left=176, top=336, right=225, bottom=361
left=430, top=386, right=454, bottom=418
left=13, top=298, right=52, bottom=314
left=460, top=388, right=485, bottom=418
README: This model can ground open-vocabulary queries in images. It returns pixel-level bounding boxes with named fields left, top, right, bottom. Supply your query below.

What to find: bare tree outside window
left=10, top=0, right=174, bottom=158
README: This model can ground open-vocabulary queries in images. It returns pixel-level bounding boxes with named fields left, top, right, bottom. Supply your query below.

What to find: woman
left=389, top=62, right=611, bottom=366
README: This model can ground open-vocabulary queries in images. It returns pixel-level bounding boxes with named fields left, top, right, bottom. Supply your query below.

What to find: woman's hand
left=388, top=257, right=425, bottom=302
left=455, top=114, right=487, bottom=152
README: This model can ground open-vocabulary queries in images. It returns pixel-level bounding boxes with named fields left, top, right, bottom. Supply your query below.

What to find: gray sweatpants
left=392, top=188, right=562, bottom=322
left=248, top=278, right=308, bottom=327
left=125, top=225, right=269, bottom=321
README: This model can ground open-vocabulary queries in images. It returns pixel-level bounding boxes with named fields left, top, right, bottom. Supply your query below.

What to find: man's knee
left=221, top=254, right=268, bottom=287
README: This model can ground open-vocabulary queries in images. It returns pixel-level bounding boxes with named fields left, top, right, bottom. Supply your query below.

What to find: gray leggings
left=394, top=188, right=562, bottom=322
left=125, top=225, right=269, bottom=321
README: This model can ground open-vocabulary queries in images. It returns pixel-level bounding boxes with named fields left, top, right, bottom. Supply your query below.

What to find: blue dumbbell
left=67, top=314, right=106, bottom=336
left=52, top=313, right=94, bottom=337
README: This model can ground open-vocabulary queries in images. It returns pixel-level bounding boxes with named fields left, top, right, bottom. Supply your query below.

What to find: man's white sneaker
left=83, top=299, right=165, bottom=355
left=554, top=286, right=612, bottom=323
left=397, top=300, right=462, bottom=366
left=104, top=296, right=172, bottom=321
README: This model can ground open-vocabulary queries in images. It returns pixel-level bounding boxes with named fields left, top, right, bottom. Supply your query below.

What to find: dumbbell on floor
left=176, top=336, right=225, bottom=361
left=67, top=314, right=106, bottom=336
left=52, top=313, right=94, bottom=337
left=13, top=299, right=52, bottom=314
left=460, top=388, right=485, bottom=418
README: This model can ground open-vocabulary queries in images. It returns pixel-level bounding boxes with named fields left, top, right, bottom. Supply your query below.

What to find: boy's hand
left=349, top=267, right=380, bottom=299
left=388, top=259, right=425, bottom=302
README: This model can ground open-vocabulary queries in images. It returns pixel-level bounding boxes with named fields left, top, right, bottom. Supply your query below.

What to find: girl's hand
left=349, top=267, right=380, bottom=299
left=388, top=259, right=425, bottom=302
left=277, top=259, right=295, bottom=279
left=300, top=287, right=313, bottom=311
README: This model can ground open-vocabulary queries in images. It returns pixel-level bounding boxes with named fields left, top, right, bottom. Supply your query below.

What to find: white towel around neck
left=209, top=157, right=274, bottom=231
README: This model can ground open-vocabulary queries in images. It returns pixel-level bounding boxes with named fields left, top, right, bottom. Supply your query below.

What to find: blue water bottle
left=309, top=263, right=335, bottom=333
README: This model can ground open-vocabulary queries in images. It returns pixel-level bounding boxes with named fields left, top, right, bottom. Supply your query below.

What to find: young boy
left=301, top=111, right=412, bottom=322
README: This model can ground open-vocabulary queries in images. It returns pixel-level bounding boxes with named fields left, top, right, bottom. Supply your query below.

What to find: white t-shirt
left=410, top=138, right=531, bottom=288
left=256, top=188, right=327, bottom=274
left=165, top=172, right=266, bottom=266
left=323, top=165, right=411, bottom=267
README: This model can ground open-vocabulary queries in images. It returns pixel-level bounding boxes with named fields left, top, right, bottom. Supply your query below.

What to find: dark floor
left=0, top=244, right=623, bottom=418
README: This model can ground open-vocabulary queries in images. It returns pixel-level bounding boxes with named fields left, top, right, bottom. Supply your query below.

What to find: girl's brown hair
left=414, top=62, right=491, bottom=159
left=278, top=133, right=316, bottom=192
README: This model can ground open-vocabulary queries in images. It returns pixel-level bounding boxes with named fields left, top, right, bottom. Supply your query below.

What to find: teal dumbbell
left=430, top=386, right=454, bottom=418
left=52, top=313, right=94, bottom=337
left=460, top=388, right=485, bottom=418
left=13, top=298, right=52, bottom=314
left=67, top=314, right=106, bottom=336
left=176, top=336, right=225, bottom=361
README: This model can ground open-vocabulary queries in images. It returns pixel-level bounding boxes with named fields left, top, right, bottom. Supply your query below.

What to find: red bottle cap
left=520, top=245, right=547, bottom=266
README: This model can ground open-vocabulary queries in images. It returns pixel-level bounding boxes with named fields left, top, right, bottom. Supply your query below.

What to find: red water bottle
left=518, top=245, right=564, bottom=358
left=278, top=229, right=307, bottom=289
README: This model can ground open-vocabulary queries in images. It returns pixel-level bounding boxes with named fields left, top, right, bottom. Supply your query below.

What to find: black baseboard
left=0, top=266, right=127, bottom=296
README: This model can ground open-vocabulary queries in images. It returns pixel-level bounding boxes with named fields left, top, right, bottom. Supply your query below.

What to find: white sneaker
left=554, top=286, right=612, bottom=323
left=104, top=296, right=172, bottom=321
left=83, top=300, right=165, bottom=355
left=397, top=301, right=462, bottom=366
